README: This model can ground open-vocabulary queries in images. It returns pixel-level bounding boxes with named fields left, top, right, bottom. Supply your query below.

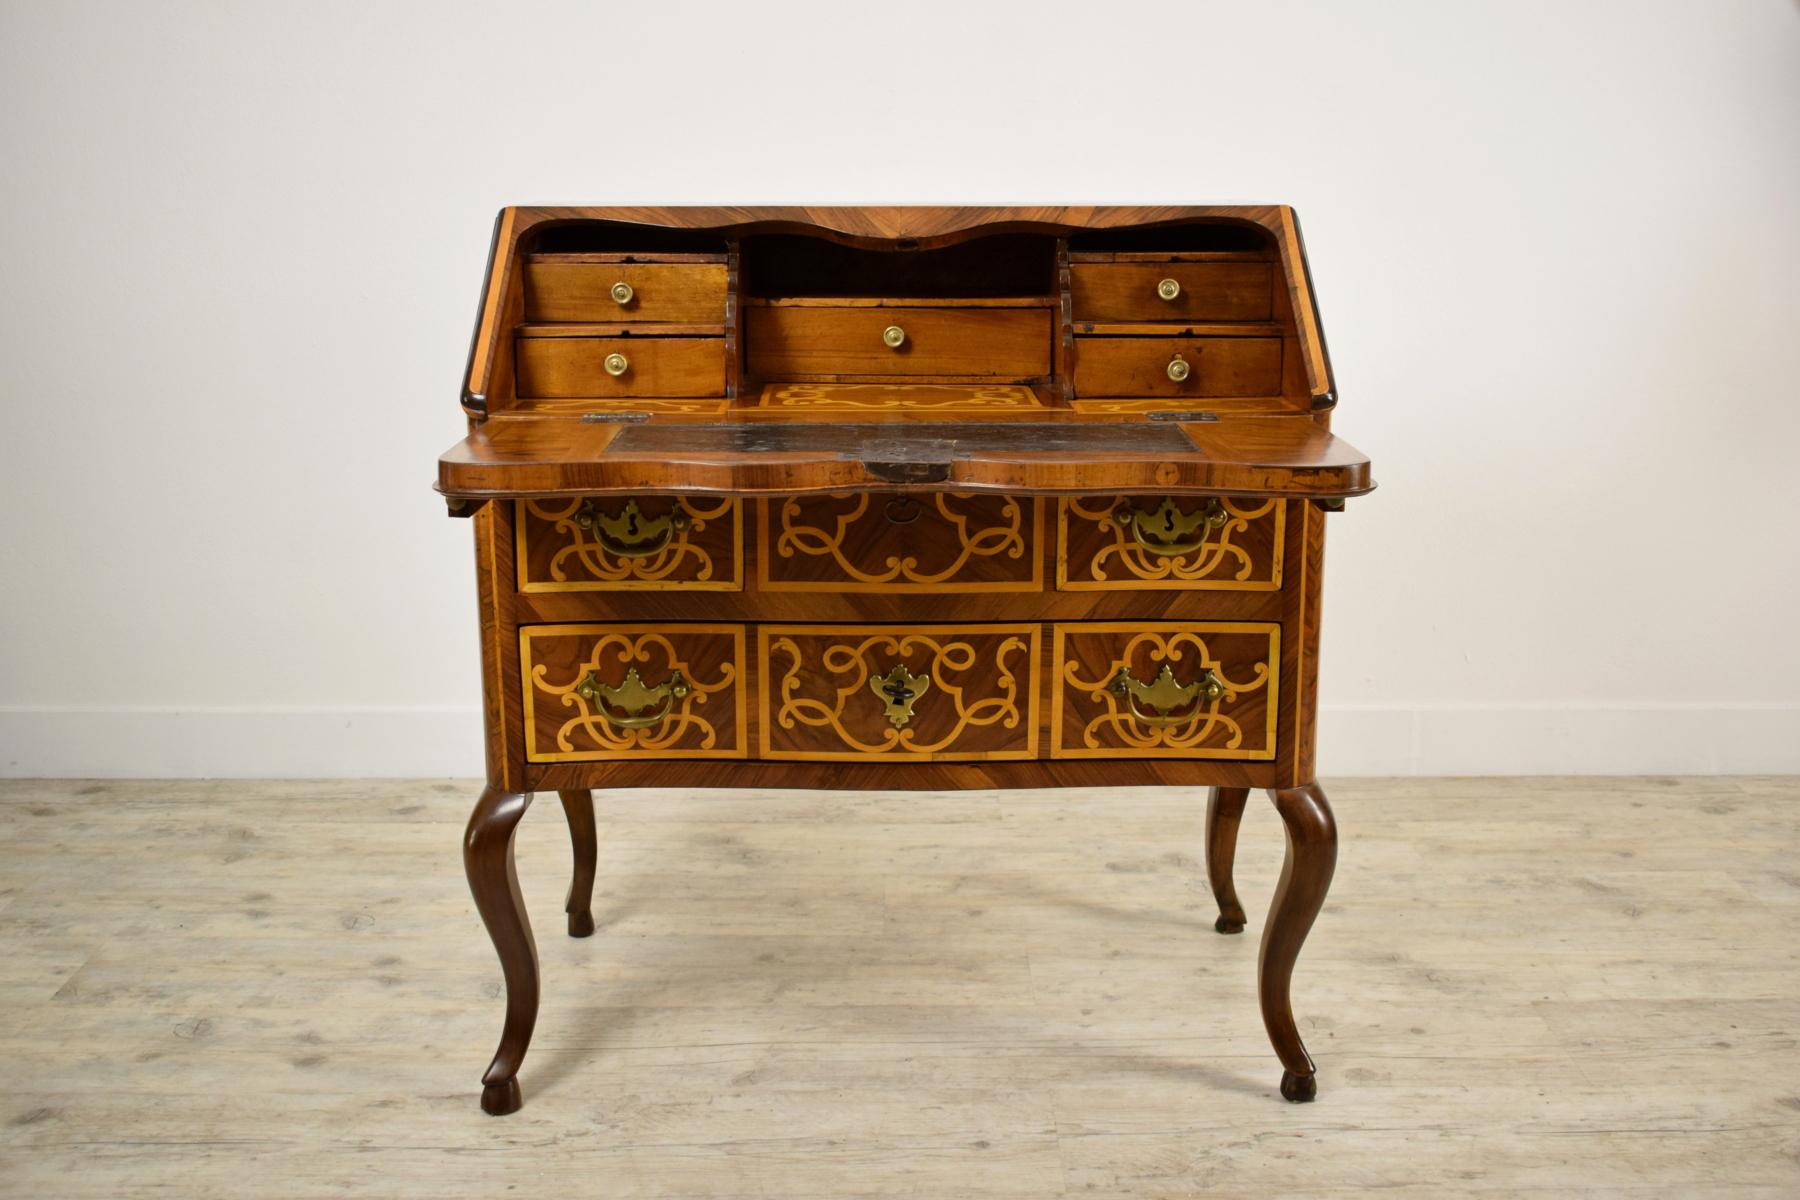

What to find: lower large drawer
left=759, top=624, right=1041, bottom=761
left=1051, top=622, right=1279, bottom=760
left=520, top=624, right=747, bottom=762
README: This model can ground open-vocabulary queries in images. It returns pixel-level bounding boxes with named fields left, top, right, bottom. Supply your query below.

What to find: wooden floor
left=1, top=777, right=1797, bottom=1197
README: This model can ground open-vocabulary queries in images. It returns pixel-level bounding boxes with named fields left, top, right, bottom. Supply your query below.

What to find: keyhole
left=1162, top=510, right=1176, bottom=533
left=627, top=511, right=640, bottom=536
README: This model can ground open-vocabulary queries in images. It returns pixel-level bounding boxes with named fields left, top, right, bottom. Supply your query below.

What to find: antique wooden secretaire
left=435, top=206, right=1373, bottom=1114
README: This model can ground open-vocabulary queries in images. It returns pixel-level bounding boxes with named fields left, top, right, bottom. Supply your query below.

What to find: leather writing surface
left=605, top=422, right=1199, bottom=459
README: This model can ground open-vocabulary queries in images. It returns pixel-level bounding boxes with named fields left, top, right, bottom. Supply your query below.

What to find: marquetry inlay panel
left=1051, top=622, right=1279, bottom=760
left=516, top=496, right=742, bottom=592
left=757, top=382, right=1043, bottom=409
left=520, top=624, right=747, bottom=762
left=759, top=493, right=1043, bottom=593
left=1057, top=496, right=1285, bottom=591
left=759, top=624, right=1040, bottom=761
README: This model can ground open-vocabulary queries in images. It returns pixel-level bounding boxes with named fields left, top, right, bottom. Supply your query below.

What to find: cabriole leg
left=1204, top=785, right=1251, bottom=933
left=464, top=785, right=538, bottom=1115
left=558, top=789, right=598, bottom=938
left=1258, top=781, right=1337, bottom=1103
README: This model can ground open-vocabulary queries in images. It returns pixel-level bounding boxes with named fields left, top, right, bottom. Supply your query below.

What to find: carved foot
left=1280, top=1070, right=1317, bottom=1103
left=1214, top=914, right=1246, bottom=935
left=481, top=1077, right=523, bottom=1115
left=567, top=910, right=596, bottom=938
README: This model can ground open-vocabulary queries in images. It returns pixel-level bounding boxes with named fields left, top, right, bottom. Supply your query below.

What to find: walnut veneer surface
left=434, top=206, right=1374, bottom=1114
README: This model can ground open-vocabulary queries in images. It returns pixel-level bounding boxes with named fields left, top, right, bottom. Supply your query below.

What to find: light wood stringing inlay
left=1057, top=497, right=1285, bottom=591
left=516, top=497, right=742, bottom=592
left=759, top=494, right=1043, bottom=593
left=1051, top=622, right=1279, bottom=760
left=759, top=624, right=1041, bottom=761
left=521, top=624, right=747, bottom=762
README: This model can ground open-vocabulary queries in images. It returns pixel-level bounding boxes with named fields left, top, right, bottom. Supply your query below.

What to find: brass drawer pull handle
left=610, top=281, right=635, bottom=305
left=1157, top=277, right=1181, bottom=301
left=1112, top=664, right=1223, bottom=726
left=1113, top=496, right=1227, bottom=558
left=603, top=352, right=630, bottom=377
left=574, top=498, right=690, bottom=558
left=578, top=667, right=691, bottom=729
left=870, top=663, right=930, bottom=728
left=882, top=324, right=907, bottom=349
left=1166, top=354, right=1191, bottom=382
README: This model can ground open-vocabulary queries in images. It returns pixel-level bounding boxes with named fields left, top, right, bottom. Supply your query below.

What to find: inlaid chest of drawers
left=436, top=206, right=1373, bottom=1114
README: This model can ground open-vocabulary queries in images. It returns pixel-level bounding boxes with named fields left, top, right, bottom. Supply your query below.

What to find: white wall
left=2, top=0, right=1796, bottom=777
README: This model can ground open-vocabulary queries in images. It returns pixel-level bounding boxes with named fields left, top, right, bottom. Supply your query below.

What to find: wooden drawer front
left=521, top=624, right=747, bottom=762
left=759, top=494, right=1043, bottom=593
left=515, top=336, right=725, bottom=398
left=1074, top=336, right=1281, bottom=397
left=516, top=497, right=742, bottom=593
left=524, top=260, right=728, bottom=323
left=1057, top=496, right=1284, bottom=591
left=746, top=307, right=1052, bottom=378
left=1070, top=262, right=1273, bottom=322
left=759, top=624, right=1040, bottom=761
left=1053, top=622, right=1278, bottom=760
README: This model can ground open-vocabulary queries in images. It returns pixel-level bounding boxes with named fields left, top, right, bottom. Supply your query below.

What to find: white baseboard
left=0, top=704, right=1795, bottom=778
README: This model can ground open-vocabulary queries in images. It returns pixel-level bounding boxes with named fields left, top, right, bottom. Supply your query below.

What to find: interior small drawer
left=759, top=493, right=1043, bottom=593
left=759, top=624, right=1041, bottom=760
left=516, top=497, right=742, bottom=592
left=1052, top=622, right=1279, bottom=760
left=523, top=257, right=728, bottom=323
left=746, top=306, right=1052, bottom=378
left=1057, top=496, right=1285, bottom=591
left=520, top=623, right=747, bottom=762
left=1073, top=336, right=1281, bottom=397
left=1070, top=261, right=1273, bottom=322
left=515, top=336, right=726, bottom=398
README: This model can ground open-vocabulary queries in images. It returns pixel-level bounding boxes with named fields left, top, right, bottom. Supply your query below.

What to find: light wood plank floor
left=1, top=777, right=1797, bottom=1197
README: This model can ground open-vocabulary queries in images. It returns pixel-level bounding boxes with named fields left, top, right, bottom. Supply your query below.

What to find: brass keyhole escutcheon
left=573, top=498, right=690, bottom=558
left=1113, top=496, right=1228, bottom=558
left=609, top=281, right=635, bottom=305
left=1166, top=354, right=1191, bottom=382
left=1157, top=277, right=1181, bottom=301
left=882, top=325, right=906, bottom=349
left=869, top=663, right=930, bottom=728
left=604, top=352, right=630, bottom=377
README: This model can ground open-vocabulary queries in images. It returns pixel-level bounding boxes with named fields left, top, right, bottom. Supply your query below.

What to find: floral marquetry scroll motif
left=521, top=624, right=746, bottom=762
left=515, top=497, right=742, bottom=592
left=759, top=383, right=1043, bottom=409
left=1052, top=622, right=1279, bottom=760
left=759, top=625, right=1040, bottom=760
left=760, top=493, right=1043, bottom=592
left=1057, top=495, right=1285, bottom=591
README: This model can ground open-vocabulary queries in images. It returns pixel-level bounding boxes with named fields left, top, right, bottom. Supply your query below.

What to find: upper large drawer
left=1070, top=261, right=1273, bottom=323
left=746, top=306, right=1052, bottom=378
left=523, top=256, right=729, bottom=323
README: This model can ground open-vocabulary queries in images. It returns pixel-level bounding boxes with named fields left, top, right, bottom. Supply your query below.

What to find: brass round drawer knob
left=603, top=352, right=630, bottom=377
left=1166, top=354, right=1191, bottom=382
left=1157, top=277, right=1181, bottom=301
left=882, top=324, right=906, bottom=349
left=609, top=281, right=635, bottom=305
